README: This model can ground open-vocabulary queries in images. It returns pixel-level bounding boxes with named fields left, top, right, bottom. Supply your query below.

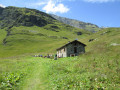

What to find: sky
left=0, top=0, right=120, bottom=27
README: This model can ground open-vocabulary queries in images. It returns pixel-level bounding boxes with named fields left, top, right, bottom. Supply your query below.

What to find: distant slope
left=50, top=14, right=100, bottom=32
left=0, top=6, right=91, bottom=57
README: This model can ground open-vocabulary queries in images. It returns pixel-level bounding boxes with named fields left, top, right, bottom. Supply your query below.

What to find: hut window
left=74, top=47, right=77, bottom=53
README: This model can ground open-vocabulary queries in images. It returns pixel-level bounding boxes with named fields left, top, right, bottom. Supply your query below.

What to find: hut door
left=74, top=47, right=77, bottom=53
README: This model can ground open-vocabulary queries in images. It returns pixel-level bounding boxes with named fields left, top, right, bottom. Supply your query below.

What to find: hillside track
left=19, top=58, right=49, bottom=90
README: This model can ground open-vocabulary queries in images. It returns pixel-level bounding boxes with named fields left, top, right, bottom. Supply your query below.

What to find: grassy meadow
left=0, top=55, right=119, bottom=89
left=0, top=27, right=120, bottom=89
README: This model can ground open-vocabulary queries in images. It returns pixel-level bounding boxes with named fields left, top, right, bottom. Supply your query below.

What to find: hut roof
left=56, top=40, right=86, bottom=51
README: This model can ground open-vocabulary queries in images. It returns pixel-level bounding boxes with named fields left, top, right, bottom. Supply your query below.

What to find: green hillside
left=0, top=6, right=91, bottom=58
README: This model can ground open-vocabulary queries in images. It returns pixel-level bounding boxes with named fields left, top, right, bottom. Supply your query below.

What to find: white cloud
left=0, top=4, right=6, bottom=8
left=84, top=0, right=118, bottom=3
left=42, top=0, right=69, bottom=13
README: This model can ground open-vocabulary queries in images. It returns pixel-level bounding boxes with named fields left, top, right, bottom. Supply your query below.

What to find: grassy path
left=23, top=61, right=44, bottom=90
left=18, top=57, right=49, bottom=90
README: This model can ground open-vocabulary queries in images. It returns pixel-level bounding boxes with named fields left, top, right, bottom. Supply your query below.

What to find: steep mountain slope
left=0, top=6, right=91, bottom=57
left=50, top=14, right=100, bottom=32
left=0, top=6, right=57, bottom=28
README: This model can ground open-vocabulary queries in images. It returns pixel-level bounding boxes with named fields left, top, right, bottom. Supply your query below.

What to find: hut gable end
left=57, top=40, right=86, bottom=58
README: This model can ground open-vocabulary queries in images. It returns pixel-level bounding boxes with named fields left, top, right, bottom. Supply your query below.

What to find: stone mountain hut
left=56, top=40, right=86, bottom=58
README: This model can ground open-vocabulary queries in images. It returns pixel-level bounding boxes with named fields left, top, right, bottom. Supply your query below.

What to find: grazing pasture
left=0, top=53, right=120, bottom=89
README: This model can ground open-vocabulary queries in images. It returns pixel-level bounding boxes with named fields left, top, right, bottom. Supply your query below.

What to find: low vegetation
left=0, top=54, right=119, bottom=89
